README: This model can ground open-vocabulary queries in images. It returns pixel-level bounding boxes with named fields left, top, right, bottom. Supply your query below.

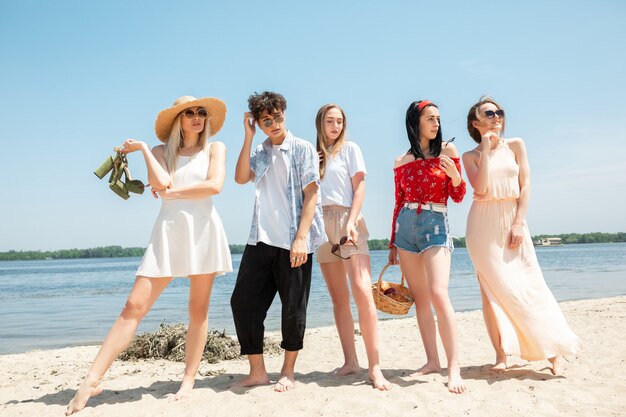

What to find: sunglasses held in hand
left=331, top=236, right=357, bottom=260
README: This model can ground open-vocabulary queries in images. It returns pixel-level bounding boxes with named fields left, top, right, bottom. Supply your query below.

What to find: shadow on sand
left=4, top=363, right=560, bottom=411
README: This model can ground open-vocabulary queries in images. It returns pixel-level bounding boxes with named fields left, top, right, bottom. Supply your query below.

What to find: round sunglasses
left=259, top=115, right=285, bottom=128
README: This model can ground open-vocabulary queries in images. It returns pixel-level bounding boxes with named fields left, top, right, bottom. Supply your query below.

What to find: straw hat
left=154, top=95, right=227, bottom=142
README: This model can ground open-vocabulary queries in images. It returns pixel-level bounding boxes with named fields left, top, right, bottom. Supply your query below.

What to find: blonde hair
left=316, top=104, right=347, bottom=179
left=164, top=111, right=211, bottom=174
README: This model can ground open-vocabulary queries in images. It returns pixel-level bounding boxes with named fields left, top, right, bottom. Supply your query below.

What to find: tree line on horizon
left=1, top=232, right=625, bottom=261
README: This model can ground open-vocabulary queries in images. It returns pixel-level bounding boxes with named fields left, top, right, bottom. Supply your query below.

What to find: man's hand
left=243, top=112, right=256, bottom=139
left=290, top=237, right=308, bottom=268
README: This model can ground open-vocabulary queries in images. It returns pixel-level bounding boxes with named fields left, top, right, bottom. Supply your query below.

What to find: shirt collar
left=263, top=130, right=293, bottom=152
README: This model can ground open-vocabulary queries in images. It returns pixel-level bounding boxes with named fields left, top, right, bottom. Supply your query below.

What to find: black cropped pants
left=230, top=242, right=313, bottom=355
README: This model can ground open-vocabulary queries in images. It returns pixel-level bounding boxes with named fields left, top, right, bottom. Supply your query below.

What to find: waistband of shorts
left=322, top=205, right=351, bottom=213
left=403, top=202, right=448, bottom=213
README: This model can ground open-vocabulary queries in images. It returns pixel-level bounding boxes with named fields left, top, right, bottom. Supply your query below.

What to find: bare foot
left=407, top=362, right=441, bottom=379
left=447, top=373, right=466, bottom=394
left=491, top=355, right=507, bottom=373
left=227, top=373, right=270, bottom=389
left=549, top=356, right=564, bottom=376
left=334, top=362, right=361, bottom=376
left=174, top=377, right=194, bottom=401
left=274, top=375, right=295, bottom=392
left=368, top=367, right=392, bottom=391
left=65, top=377, right=103, bottom=415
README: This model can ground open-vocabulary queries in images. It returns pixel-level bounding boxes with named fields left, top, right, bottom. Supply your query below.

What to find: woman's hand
left=388, top=247, right=399, bottom=265
left=346, top=220, right=359, bottom=244
left=243, top=112, right=256, bottom=139
left=440, top=154, right=460, bottom=180
left=151, top=187, right=174, bottom=200
left=509, top=223, right=524, bottom=248
left=120, top=139, right=146, bottom=154
left=480, top=131, right=499, bottom=152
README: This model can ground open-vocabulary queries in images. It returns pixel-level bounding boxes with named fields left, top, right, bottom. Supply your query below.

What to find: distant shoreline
left=1, top=233, right=624, bottom=261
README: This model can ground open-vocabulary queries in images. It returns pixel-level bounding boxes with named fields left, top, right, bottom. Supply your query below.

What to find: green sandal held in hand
left=94, top=149, right=145, bottom=200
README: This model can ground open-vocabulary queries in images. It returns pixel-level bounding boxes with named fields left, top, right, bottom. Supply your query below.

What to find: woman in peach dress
left=462, top=97, right=580, bottom=375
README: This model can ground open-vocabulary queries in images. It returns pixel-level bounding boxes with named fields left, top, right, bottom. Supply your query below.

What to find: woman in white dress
left=66, top=96, right=232, bottom=415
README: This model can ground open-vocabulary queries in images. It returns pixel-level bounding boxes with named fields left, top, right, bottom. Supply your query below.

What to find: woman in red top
left=388, top=100, right=467, bottom=393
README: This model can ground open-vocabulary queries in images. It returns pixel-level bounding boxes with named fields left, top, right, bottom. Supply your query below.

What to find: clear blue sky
left=1, top=1, right=625, bottom=251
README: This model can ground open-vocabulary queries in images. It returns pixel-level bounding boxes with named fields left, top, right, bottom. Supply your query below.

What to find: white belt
left=404, top=202, right=448, bottom=213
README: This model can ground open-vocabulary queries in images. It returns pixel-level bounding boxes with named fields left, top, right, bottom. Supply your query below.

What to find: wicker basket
left=371, top=263, right=414, bottom=315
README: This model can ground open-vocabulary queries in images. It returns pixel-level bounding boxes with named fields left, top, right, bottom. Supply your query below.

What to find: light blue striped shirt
left=247, top=131, right=325, bottom=253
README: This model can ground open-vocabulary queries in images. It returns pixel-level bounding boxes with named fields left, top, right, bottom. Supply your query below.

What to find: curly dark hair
left=248, top=91, right=287, bottom=121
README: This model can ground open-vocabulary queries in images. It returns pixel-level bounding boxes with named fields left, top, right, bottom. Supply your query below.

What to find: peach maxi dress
left=465, top=140, right=580, bottom=360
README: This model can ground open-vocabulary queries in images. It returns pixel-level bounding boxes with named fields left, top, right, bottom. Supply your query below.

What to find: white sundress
left=137, top=144, right=233, bottom=278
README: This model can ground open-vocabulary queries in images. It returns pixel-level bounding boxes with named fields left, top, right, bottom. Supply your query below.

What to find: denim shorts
left=394, top=207, right=454, bottom=254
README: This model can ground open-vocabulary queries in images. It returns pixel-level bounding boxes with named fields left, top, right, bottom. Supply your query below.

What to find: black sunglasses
left=484, top=109, right=505, bottom=119
left=331, top=236, right=357, bottom=260
left=182, top=108, right=208, bottom=119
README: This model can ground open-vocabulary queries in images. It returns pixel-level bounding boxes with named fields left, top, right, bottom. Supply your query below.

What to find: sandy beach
left=1, top=296, right=624, bottom=417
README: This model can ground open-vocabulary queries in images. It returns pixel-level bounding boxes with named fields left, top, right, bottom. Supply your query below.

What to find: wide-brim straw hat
left=154, top=95, right=226, bottom=142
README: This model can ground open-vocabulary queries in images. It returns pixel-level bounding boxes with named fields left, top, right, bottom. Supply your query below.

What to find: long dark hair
left=405, top=100, right=442, bottom=159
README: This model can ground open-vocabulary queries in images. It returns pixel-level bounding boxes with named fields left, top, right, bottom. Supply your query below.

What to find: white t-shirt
left=320, top=141, right=367, bottom=207
left=257, top=145, right=292, bottom=250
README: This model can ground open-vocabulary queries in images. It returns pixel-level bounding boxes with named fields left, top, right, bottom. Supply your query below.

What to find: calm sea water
left=1, top=243, right=625, bottom=354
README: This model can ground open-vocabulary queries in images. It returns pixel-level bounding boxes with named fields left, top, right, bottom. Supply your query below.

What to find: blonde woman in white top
left=66, top=96, right=232, bottom=414
left=315, top=104, right=391, bottom=390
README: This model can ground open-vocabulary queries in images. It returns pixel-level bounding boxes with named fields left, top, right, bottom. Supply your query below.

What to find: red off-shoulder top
left=389, top=157, right=466, bottom=248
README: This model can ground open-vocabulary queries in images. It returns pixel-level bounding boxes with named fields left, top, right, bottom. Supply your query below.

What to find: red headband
left=417, top=100, right=432, bottom=111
